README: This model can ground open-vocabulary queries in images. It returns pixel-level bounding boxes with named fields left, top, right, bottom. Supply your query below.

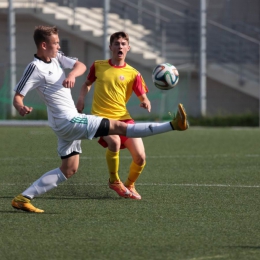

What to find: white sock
left=126, top=122, right=173, bottom=137
left=22, top=168, right=67, bottom=199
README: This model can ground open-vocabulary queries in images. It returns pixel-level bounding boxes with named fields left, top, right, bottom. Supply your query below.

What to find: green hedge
left=188, top=114, right=259, bottom=127
left=135, top=113, right=259, bottom=127
left=7, top=111, right=260, bottom=127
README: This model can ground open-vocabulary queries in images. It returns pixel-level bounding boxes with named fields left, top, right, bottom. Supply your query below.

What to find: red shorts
left=98, top=119, right=135, bottom=149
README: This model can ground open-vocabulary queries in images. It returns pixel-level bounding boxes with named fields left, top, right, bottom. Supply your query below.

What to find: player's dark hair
left=109, top=31, right=129, bottom=45
left=33, top=25, right=58, bottom=47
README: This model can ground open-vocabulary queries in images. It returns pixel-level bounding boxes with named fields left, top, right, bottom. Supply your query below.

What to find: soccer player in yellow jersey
left=77, top=31, right=152, bottom=200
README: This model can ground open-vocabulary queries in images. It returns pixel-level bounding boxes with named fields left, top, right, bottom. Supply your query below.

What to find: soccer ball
left=152, top=63, right=179, bottom=90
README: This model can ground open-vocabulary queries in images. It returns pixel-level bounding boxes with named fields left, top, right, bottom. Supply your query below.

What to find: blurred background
left=0, top=0, right=260, bottom=125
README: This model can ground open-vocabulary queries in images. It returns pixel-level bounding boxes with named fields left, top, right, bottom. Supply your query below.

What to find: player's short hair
left=33, top=25, right=58, bottom=47
left=109, top=31, right=129, bottom=45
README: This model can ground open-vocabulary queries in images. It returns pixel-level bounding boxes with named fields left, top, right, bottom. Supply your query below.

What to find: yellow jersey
left=87, top=59, right=148, bottom=120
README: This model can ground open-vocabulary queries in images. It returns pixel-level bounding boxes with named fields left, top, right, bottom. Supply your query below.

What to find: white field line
left=1, top=183, right=260, bottom=188
left=185, top=254, right=230, bottom=260
left=1, top=154, right=260, bottom=161
left=185, top=251, right=260, bottom=260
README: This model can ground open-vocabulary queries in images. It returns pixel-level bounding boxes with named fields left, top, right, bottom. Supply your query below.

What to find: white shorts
left=51, top=114, right=103, bottom=157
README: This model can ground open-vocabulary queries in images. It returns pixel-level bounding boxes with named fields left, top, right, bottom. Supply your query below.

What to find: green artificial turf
left=1, top=126, right=260, bottom=260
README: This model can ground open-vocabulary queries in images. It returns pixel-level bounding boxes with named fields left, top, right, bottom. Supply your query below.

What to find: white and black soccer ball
left=152, top=63, right=179, bottom=90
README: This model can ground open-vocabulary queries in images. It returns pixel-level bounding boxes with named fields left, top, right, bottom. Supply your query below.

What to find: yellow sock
left=124, top=161, right=146, bottom=187
left=106, top=149, right=120, bottom=183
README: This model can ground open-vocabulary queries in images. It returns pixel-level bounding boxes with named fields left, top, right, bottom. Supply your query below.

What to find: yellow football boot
left=171, top=103, right=189, bottom=131
left=11, top=194, right=44, bottom=213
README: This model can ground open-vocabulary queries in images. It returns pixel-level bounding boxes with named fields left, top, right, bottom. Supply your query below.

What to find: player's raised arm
left=76, top=79, right=93, bottom=113
left=62, top=60, right=86, bottom=88
left=13, top=93, right=33, bottom=116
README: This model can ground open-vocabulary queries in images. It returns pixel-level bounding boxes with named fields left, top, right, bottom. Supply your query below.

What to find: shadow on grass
left=0, top=195, right=122, bottom=200
left=0, top=210, right=29, bottom=214
left=1, top=194, right=127, bottom=214
left=0, top=210, right=60, bottom=214
left=43, top=196, right=118, bottom=200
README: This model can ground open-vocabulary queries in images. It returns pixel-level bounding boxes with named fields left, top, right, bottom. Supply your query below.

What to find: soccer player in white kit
left=11, top=25, right=189, bottom=213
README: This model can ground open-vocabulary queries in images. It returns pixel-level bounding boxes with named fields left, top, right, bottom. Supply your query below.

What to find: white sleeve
left=56, top=51, right=78, bottom=69
left=14, top=62, right=41, bottom=96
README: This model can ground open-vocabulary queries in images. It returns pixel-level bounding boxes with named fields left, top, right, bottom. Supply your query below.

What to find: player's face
left=45, top=34, right=60, bottom=59
left=110, top=37, right=130, bottom=61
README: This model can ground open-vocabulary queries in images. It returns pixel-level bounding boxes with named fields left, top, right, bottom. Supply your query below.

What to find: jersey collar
left=108, top=59, right=126, bottom=68
left=34, top=54, right=52, bottom=64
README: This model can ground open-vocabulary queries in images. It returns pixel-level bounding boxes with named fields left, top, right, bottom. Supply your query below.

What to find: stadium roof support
left=199, top=0, right=207, bottom=117
left=103, top=0, right=110, bottom=60
left=8, top=0, right=16, bottom=116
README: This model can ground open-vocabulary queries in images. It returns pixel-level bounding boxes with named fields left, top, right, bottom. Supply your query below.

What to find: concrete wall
left=185, top=73, right=259, bottom=117
left=206, top=77, right=259, bottom=116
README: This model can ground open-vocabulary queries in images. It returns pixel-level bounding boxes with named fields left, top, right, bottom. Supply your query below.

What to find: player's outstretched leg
left=170, top=103, right=189, bottom=131
left=125, top=103, right=189, bottom=138
left=11, top=194, right=44, bottom=213
left=108, top=180, right=132, bottom=198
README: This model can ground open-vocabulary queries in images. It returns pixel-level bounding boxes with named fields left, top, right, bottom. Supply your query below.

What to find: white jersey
left=14, top=52, right=78, bottom=128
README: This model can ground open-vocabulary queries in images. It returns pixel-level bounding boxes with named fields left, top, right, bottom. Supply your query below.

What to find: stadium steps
left=0, top=0, right=165, bottom=68
left=164, top=44, right=195, bottom=65
left=0, top=0, right=200, bottom=66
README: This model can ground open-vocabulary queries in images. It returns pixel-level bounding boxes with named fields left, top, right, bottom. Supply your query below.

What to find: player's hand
left=76, top=99, right=85, bottom=113
left=140, top=101, right=151, bottom=112
left=19, top=106, right=33, bottom=116
left=62, top=75, right=76, bottom=88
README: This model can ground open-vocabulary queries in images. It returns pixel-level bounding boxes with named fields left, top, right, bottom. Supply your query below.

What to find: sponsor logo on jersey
left=119, top=75, right=125, bottom=81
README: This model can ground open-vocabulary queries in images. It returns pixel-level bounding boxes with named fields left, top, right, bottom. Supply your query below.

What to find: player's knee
left=106, top=136, right=121, bottom=150
left=108, top=143, right=120, bottom=151
left=71, top=167, right=78, bottom=175
left=109, top=120, right=127, bottom=135
left=135, top=155, right=146, bottom=166
left=64, top=167, right=78, bottom=178
left=108, top=140, right=120, bottom=150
